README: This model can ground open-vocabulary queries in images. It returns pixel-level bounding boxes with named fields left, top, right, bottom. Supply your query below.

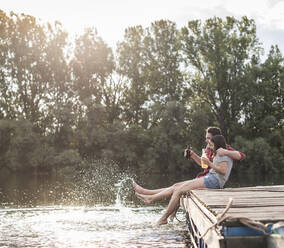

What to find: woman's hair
left=206, top=127, right=221, bottom=136
left=211, top=135, right=226, bottom=154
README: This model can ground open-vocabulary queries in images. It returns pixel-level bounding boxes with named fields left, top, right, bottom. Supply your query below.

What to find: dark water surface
left=0, top=163, right=283, bottom=247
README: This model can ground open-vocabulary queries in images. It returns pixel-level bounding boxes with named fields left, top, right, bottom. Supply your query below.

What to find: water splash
left=71, top=158, right=136, bottom=206
left=0, top=158, right=138, bottom=207
left=114, top=176, right=134, bottom=208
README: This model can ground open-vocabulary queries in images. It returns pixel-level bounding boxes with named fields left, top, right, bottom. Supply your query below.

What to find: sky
left=1, top=0, right=284, bottom=55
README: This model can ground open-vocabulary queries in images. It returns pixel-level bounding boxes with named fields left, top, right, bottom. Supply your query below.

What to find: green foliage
left=30, top=143, right=56, bottom=170
left=71, top=28, right=114, bottom=108
left=0, top=120, right=15, bottom=167
left=187, top=103, right=215, bottom=151
left=233, top=136, right=284, bottom=175
left=0, top=9, right=283, bottom=178
left=180, top=16, right=262, bottom=139
left=54, top=149, right=81, bottom=168
left=144, top=20, right=183, bottom=103
left=116, top=26, right=149, bottom=125
left=243, top=45, right=284, bottom=137
left=146, top=101, right=188, bottom=173
left=4, top=120, right=39, bottom=171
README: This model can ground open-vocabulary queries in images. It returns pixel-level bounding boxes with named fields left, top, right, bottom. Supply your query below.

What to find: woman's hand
left=201, top=157, right=210, bottom=166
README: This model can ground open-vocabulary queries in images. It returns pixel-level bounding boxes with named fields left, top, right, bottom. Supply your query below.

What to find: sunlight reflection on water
left=0, top=205, right=190, bottom=248
left=0, top=160, right=191, bottom=248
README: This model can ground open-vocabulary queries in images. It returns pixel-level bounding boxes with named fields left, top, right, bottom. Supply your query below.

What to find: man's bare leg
left=157, top=178, right=205, bottom=225
left=169, top=202, right=180, bottom=222
left=133, top=181, right=185, bottom=195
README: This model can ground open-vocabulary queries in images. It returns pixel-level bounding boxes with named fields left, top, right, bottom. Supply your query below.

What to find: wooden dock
left=181, top=185, right=284, bottom=248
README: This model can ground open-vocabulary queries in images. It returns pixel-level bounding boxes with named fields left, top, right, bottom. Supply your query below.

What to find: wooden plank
left=189, top=194, right=219, bottom=223
left=189, top=187, right=284, bottom=224
left=192, top=192, right=284, bottom=200
left=200, top=201, right=284, bottom=208
left=194, top=196, right=284, bottom=202
left=187, top=187, right=284, bottom=219
left=192, top=190, right=284, bottom=195
left=216, top=206, right=284, bottom=212
left=210, top=185, right=284, bottom=192
left=182, top=196, right=224, bottom=248
left=182, top=185, right=284, bottom=248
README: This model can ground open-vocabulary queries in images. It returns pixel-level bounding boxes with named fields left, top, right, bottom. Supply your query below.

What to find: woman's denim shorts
left=204, top=174, right=221, bottom=189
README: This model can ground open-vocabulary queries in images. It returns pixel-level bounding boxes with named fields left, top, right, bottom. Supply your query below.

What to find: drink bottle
left=185, top=145, right=191, bottom=160
left=201, top=148, right=208, bottom=168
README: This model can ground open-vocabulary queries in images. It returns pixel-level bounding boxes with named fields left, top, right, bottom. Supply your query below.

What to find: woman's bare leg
left=157, top=178, right=205, bottom=225
left=132, top=181, right=168, bottom=195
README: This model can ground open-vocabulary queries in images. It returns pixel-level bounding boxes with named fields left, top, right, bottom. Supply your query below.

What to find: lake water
left=0, top=161, right=283, bottom=248
left=0, top=206, right=190, bottom=248
left=0, top=163, right=192, bottom=248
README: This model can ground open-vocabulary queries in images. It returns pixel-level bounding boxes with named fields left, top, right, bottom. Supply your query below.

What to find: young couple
left=133, top=127, right=245, bottom=225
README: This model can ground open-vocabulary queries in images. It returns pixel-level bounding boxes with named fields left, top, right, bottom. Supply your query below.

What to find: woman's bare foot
left=157, top=218, right=168, bottom=225
left=135, top=192, right=152, bottom=204
left=132, top=181, right=146, bottom=194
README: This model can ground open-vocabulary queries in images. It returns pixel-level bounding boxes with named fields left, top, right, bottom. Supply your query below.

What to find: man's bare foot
left=169, top=211, right=177, bottom=222
left=169, top=206, right=179, bottom=222
left=132, top=181, right=145, bottom=194
left=135, top=192, right=152, bottom=204
left=157, top=218, right=168, bottom=225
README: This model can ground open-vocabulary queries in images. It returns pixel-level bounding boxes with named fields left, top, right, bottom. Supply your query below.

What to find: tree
left=101, top=73, right=124, bottom=124
left=117, top=26, right=149, bottom=126
left=6, top=12, right=51, bottom=131
left=69, top=28, right=115, bottom=156
left=147, top=101, right=188, bottom=172
left=243, top=45, right=284, bottom=136
left=180, top=16, right=262, bottom=141
left=143, top=20, right=183, bottom=103
left=70, top=28, right=114, bottom=112
left=43, top=21, right=74, bottom=150
left=0, top=10, right=16, bottom=119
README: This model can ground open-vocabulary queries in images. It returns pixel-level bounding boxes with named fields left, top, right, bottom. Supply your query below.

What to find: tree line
left=0, top=10, right=283, bottom=177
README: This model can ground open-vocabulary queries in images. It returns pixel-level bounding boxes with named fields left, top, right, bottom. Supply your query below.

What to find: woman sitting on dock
left=134, top=134, right=233, bottom=225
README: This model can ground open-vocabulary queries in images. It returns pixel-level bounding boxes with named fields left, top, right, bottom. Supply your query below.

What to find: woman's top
left=208, top=154, right=233, bottom=188
left=197, top=145, right=244, bottom=178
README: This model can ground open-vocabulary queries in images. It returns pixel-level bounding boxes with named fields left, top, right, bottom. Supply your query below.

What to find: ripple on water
left=0, top=205, right=190, bottom=248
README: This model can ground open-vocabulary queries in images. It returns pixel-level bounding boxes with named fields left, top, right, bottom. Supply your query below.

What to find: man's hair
left=211, top=135, right=226, bottom=153
left=206, top=127, right=221, bottom=136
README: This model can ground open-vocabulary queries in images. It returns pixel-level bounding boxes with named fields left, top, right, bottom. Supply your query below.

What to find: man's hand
left=217, top=148, right=242, bottom=160
left=184, top=149, right=187, bottom=157
left=216, top=148, right=227, bottom=156
left=184, top=145, right=191, bottom=160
